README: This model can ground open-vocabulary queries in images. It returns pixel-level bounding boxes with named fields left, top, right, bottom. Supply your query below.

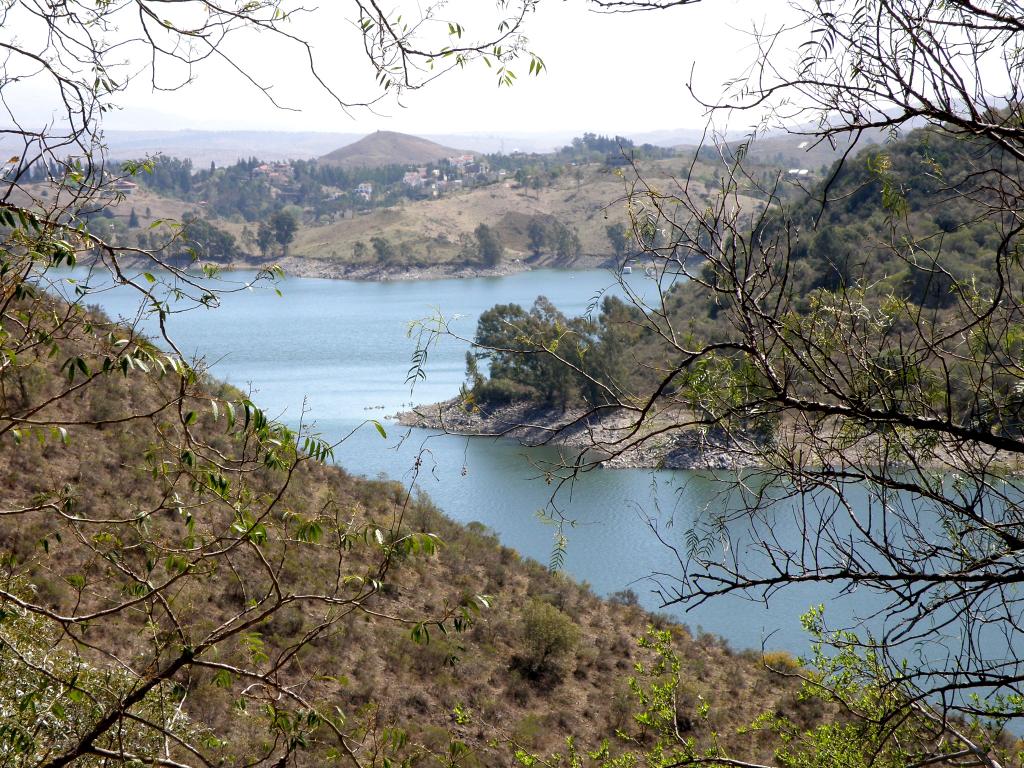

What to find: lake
left=56, top=265, right=876, bottom=656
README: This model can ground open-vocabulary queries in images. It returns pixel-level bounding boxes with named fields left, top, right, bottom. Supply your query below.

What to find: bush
left=514, top=600, right=580, bottom=681
left=609, top=588, right=640, bottom=607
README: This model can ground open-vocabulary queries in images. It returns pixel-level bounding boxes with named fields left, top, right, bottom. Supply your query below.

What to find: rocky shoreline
left=394, top=397, right=763, bottom=471
left=107, top=251, right=611, bottom=282
left=218, top=253, right=611, bottom=282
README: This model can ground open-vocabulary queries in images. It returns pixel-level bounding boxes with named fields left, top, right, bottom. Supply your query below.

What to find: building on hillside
left=356, top=182, right=374, bottom=200
left=402, top=170, right=425, bottom=188
left=447, top=153, right=475, bottom=169
left=254, top=162, right=294, bottom=185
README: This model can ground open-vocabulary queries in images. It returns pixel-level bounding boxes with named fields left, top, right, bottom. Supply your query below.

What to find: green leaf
left=66, top=574, right=85, bottom=589
left=410, top=622, right=430, bottom=645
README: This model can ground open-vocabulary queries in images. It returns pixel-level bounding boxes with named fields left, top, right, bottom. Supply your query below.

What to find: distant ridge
left=319, top=130, right=471, bottom=169
left=102, top=130, right=363, bottom=165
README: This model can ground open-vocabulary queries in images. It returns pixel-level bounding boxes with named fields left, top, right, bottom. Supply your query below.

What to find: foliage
left=372, top=235, right=397, bottom=264
left=0, top=593, right=204, bottom=766
left=172, top=213, right=240, bottom=263
left=468, top=298, right=606, bottom=409
left=271, top=209, right=299, bottom=256
left=528, top=217, right=549, bottom=257
left=474, top=223, right=505, bottom=267
left=605, top=223, right=629, bottom=260
left=513, top=621, right=1015, bottom=768
left=515, top=600, right=580, bottom=680
left=0, top=1, right=553, bottom=763
left=466, top=294, right=645, bottom=410
left=449, top=3, right=1024, bottom=761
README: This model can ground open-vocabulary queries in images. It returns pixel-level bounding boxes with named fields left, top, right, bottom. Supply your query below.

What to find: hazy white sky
left=95, top=0, right=796, bottom=135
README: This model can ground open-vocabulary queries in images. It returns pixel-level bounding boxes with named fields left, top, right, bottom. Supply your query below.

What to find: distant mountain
left=319, top=130, right=470, bottom=168
left=102, top=130, right=363, bottom=165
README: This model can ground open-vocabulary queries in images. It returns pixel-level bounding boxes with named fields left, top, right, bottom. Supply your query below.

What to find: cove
left=57, top=265, right=885, bottom=656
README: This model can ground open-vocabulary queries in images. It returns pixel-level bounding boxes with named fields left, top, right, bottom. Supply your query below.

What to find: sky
left=79, top=0, right=799, bottom=136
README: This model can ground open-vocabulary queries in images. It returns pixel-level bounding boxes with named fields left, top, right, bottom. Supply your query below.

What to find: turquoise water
left=55, top=266, right=869, bottom=655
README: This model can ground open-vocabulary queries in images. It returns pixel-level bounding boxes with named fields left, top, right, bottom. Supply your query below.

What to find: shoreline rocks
left=395, top=397, right=763, bottom=471
left=214, top=253, right=610, bottom=282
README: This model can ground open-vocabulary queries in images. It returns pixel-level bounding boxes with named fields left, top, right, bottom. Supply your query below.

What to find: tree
left=473, top=223, right=504, bottom=267
left=527, top=216, right=548, bottom=258
left=128, top=207, right=139, bottom=228
left=371, top=235, right=396, bottom=265
left=445, top=1, right=1024, bottom=762
left=176, top=215, right=240, bottom=263
left=270, top=209, right=298, bottom=256
left=0, top=1, right=544, bottom=765
left=256, top=221, right=275, bottom=257
left=529, top=175, right=544, bottom=198
left=550, top=221, right=581, bottom=260
left=605, top=222, right=628, bottom=260
left=469, top=297, right=601, bottom=410
left=515, top=600, right=580, bottom=680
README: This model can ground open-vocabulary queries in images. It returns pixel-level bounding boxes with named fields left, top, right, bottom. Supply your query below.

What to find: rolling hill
left=319, top=130, right=472, bottom=168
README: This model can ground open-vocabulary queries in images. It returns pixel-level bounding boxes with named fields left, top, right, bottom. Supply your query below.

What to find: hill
left=319, top=130, right=471, bottom=169
left=58, top=151, right=765, bottom=279
left=0, top=279, right=813, bottom=766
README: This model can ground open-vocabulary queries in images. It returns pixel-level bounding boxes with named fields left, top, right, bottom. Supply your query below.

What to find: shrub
left=762, top=649, right=801, bottom=673
left=609, top=588, right=641, bottom=607
left=515, top=600, right=580, bottom=681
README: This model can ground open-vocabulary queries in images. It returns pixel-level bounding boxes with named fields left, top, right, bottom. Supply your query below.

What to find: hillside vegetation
left=0, top=279, right=816, bottom=766
left=38, top=132, right=767, bottom=277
